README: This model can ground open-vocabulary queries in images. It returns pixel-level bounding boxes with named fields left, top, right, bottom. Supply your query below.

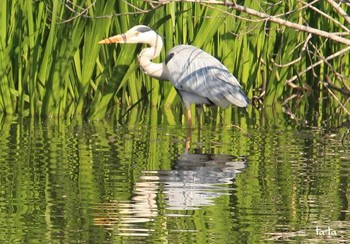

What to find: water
left=0, top=109, right=349, bottom=243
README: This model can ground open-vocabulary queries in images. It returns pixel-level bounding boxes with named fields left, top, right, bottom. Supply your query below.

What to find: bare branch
left=326, top=0, right=350, bottom=26
left=324, top=77, right=350, bottom=115
left=122, top=0, right=150, bottom=13
left=230, top=1, right=350, bottom=46
left=302, top=0, right=350, bottom=33
left=59, top=0, right=162, bottom=22
left=157, top=0, right=350, bottom=46
left=324, top=76, right=350, bottom=96
left=58, top=0, right=96, bottom=24
left=272, top=34, right=312, bottom=68
left=286, top=45, right=350, bottom=84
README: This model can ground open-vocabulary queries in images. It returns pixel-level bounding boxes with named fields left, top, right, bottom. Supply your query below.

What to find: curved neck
left=137, top=36, right=169, bottom=80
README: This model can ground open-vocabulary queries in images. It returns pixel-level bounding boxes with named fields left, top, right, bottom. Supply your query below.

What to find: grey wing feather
left=166, top=45, right=249, bottom=108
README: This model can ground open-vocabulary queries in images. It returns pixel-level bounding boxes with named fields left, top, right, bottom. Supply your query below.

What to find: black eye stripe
left=135, top=26, right=152, bottom=33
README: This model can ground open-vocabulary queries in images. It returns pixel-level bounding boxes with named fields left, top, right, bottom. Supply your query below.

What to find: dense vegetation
left=0, top=0, right=349, bottom=126
left=1, top=2, right=349, bottom=242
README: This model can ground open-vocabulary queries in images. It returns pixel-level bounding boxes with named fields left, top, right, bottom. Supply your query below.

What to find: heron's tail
left=225, top=87, right=250, bottom=108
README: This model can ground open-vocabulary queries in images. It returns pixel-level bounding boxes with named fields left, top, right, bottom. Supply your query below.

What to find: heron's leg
left=185, top=127, right=192, bottom=152
left=185, top=107, right=192, bottom=151
left=186, top=107, right=193, bottom=129
left=196, top=104, right=203, bottom=131
left=195, top=105, right=204, bottom=147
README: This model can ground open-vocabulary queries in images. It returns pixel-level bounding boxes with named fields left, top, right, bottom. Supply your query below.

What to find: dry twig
left=272, top=34, right=312, bottom=68
left=324, top=76, right=350, bottom=97
left=326, top=0, right=350, bottom=26
left=154, top=0, right=350, bottom=45
left=285, top=45, right=350, bottom=85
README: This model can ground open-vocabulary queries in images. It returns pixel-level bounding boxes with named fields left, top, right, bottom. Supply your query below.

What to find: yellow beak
left=98, top=32, right=138, bottom=44
left=98, top=34, right=125, bottom=44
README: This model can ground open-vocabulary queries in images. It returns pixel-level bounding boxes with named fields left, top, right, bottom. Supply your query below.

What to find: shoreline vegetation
left=0, top=0, right=349, bottom=127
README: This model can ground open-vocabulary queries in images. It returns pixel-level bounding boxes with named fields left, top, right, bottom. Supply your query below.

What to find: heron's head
left=99, top=25, right=159, bottom=45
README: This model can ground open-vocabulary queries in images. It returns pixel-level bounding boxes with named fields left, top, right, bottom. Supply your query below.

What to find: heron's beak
left=98, top=32, right=138, bottom=44
left=98, top=34, right=124, bottom=44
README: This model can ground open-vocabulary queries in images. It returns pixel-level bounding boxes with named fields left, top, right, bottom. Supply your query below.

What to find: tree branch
left=286, top=45, right=350, bottom=85
left=325, top=76, right=350, bottom=96
left=156, top=0, right=350, bottom=46
left=326, top=0, right=350, bottom=26
left=302, top=0, right=350, bottom=33
left=324, top=77, right=350, bottom=115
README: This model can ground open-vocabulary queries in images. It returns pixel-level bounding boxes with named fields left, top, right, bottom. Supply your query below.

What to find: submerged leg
left=186, top=107, right=193, bottom=129
left=185, top=107, right=192, bottom=151
left=196, top=104, right=203, bottom=131
left=185, top=127, right=192, bottom=152
left=195, top=105, right=204, bottom=148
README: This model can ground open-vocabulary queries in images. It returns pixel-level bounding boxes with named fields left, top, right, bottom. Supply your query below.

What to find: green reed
left=0, top=0, right=349, bottom=125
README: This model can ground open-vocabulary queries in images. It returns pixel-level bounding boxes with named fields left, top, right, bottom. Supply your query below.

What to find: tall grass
left=0, top=0, right=349, bottom=125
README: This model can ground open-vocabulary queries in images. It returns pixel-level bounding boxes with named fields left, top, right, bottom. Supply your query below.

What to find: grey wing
left=166, top=45, right=249, bottom=108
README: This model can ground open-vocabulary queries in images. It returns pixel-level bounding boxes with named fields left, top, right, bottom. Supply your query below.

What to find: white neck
left=137, top=36, right=169, bottom=80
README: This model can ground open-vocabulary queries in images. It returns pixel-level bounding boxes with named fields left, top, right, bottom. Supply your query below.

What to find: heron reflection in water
left=93, top=150, right=247, bottom=235
left=99, top=25, right=250, bottom=131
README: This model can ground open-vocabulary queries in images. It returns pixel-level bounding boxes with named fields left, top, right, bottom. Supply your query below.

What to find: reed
left=0, top=0, right=349, bottom=125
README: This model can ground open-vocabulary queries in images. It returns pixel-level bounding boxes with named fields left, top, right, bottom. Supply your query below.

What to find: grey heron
left=99, top=25, right=250, bottom=128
